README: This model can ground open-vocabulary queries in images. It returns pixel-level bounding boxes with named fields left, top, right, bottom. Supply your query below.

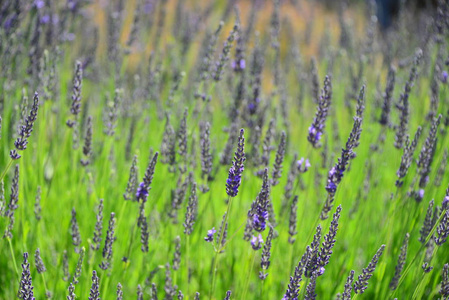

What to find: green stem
left=7, top=238, right=20, bottom=280
left=41, top=272, right=49, bottom=296
left=242, top=250, right=256, bottom=300
left=0, top=158, right=14, bottom=183
left=186, top=234, right=191, bottom=299
left=210, top=196, right=233, bottom=299
left=101, top=270, right=110, bottom=297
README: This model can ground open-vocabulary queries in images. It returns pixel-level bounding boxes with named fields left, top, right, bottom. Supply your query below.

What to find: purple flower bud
left=418, top=189, right=425, bottom=201
left=204, top=227, right=216, bottom=242
left=297, top=158, right=311, bottom=173
left=250, top=234, right=263, bottom=250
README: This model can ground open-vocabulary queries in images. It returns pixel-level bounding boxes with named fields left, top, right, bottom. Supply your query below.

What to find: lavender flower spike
left=67, top=61, right=83, bottom=128
left=389, top=233, right=410, bottom=290
left=317, top=205, right=342, bottom=275
left=308, top=75, right=332, bottom=148
left=18, top=252, right=35, bottom=300
left=226, top=129, right=245, bottom=198
left=89, top=270, right=100, bottom=300
left=99, top=212, right=116, bottom=270
left=283, top=250, right=308, bottom=300
left=253, top=169, right=270, bottom=232
left=34, top=248, right=46, bottom=273
left=341, top=270, right=355, bottom=299
left=354, top=244, right=386, bottom=294
left=259, top=226, right=274, bottom=280
left=13, top=92, right=40, bottom=156
left=137, top=152, right=159, bottom=202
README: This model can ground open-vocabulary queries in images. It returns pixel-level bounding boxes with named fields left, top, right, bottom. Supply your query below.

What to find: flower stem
left=186, top=234, right=191, bottom=299
left=7, top=237, right=19, bottom=280
left=210, top=196, right=233, bottom=299
left=0, top=158, right=14, bottom=183
left=242, top=250, right=256, bottom=300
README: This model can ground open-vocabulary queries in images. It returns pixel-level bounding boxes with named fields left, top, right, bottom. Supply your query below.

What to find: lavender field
left=0, top=0, right=449, bottom=299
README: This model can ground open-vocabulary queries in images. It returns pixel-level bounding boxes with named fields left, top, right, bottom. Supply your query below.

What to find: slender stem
left=260, top=276, right=266, bottom=298
left=185, top=234, right=191, bottom=300
left=0, top=158, right=14, bottom=183
left=101, top=271, right=111, bottom=298
left=41, top=272, right=49, bottom=296
left=210, top=252, right=220, bottom=300
left=242, top=250, right=256, bottom=300
left=210, top=196, right=233, bottom=299
left=7, top=238, right=20, bottom=280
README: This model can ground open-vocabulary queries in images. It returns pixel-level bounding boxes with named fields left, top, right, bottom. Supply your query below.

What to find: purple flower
left=34, top=0, right=45, bottom=9
left=325, top=181, right=337, bottom=194
left=417, top=189, right=425, bottom=201
left=297, top=158, right=311, bottom=173
left=204, top=227, right=216, bottom=242
left=443, top=196, right=449, bottom=209
left=40, top=15, right=50, bottom=24
left=308, top=125, right=323, bottom=143
left=441, top=71, right=448, bottom=84
left=231, top=59, right=246, bottom=71
left=251, top=234, right=263, bottom=250
left=136, top=182, right=149, bottom=201
left=253, top=210, right=269, bottom=232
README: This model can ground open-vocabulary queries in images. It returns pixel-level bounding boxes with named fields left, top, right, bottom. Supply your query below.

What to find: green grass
left=1, top=1, right=449, bottom=299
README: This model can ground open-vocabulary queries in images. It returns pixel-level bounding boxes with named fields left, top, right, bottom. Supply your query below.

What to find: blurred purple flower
left=41, top=15, right=50, bottom=24
left=204, top=227, right=216, bottom=242
left=441, top=71, right=448, bottom=84
left=34, top=0, right=45, bottom=9
left=251, top=234, right=263, bottom=250
left=297, top=158, right=311, bottom=173
left=136, top=182, right=149, bottom=201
